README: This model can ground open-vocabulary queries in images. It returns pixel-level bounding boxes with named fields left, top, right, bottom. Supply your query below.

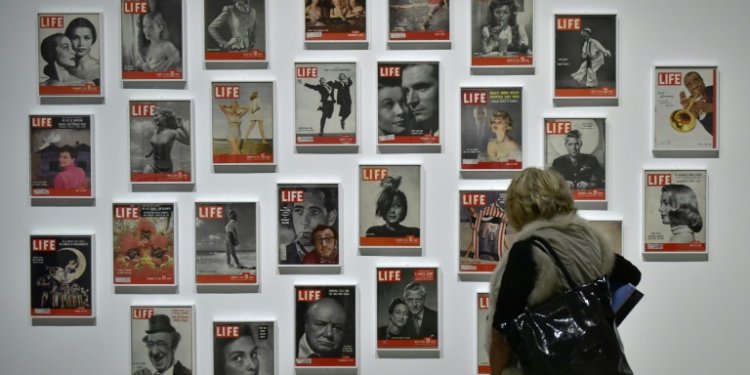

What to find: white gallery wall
left=1, top=0, right=750, bottom=374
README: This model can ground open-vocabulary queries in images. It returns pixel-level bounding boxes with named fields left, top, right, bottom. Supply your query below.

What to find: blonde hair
left=506, top=168, right=575, bottom=230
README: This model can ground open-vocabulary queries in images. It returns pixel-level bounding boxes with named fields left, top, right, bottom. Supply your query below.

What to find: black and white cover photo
left=389, top=0, right=450, bottom=42
left=644, top=170, right=707, bottom=254
left=376, top=267, right=439, bottom=348
left=37, top=13, right=101, bottom=96
left=129, top=100, right=192, bottom=184
left=295, top=285, right=356, bottom=367
left=196, top=202, right=258, bottom=284
left=554, top=14, right=616, bottom=98
left=471, top=0, right=533, bottom=67
left=204, top=0, right=267, bottom=62
left=295, top=62, right=357, bottom=145
left=377, top=62, right=440, bottom=145
left=359, top=165, right=421, bottom=248
left=121, top=0, right=184, bottom=80
left=544, top=118, right=606, bottom=202
left=213, top=321, right=274, bottom=375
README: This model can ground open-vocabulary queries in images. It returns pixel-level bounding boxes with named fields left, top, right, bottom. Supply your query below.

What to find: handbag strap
left=529, top=237, right=578, bottom=290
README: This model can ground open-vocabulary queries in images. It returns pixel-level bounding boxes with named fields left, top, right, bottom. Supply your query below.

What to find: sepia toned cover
left=278, top=183, right=340, bottom=265
left=295, top=285, right=356, bottom=367
left=470, top=0, right=533, bottom=67
left=213, top=321, right=274, bottom=375
left=131, top=305, right=193, bottom=375
left=589, top=220, right=623, bottom=256
left=30, top=115, right=93, bottom=199
left=129, top=100, right=193, bottom=184
left=389, top=0, right=449, bottom=42
left=377, top=62, right=440, bottom=145
left=37, top=13, right=101, bottom=97
left=653, top=67, right=718, bottom=153
left=204, top=0, right=267, bottom=62
left=196, top=202, right=258, bottom=285
left=644, top=170, right=707, bottom=254
left=544, top=118, right=606, bottom=202
left=294, top=62, right=357, bottom=145
left=30, top=235, right=93, bottom=318
left=554, top=14, right=616, bottom=99
left=359, top=165, right=421, bottom=248
left=477, top=292, right=489, bottom=374
left=113, top=203, right=176, bottom=286
left=121, top=0, right=184, bottom=81
left=304, top=0, right=366, bottom=41
left=376, top=267, right=439, bottom=349
left=212, top=82, right=274, bottom=164
left=459, top=190, right=510, bottom=273
left=461, top=87, right=523, bottom=171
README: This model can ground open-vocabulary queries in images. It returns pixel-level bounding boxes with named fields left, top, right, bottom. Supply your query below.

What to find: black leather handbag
left=499, top=237, right=633, bottom=375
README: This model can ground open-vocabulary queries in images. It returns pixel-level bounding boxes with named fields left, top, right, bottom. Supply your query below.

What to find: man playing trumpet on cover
left=679, top=71, right=714, bottom=135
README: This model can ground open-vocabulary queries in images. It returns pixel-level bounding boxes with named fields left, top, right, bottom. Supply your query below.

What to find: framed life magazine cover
left=278, top=183, right=340, bottom=268
left=295, top=62, right=357, bottom=150
left=213, top=321, right=275, bottom=375
left=377, top=62, right=440, bottom=150
left=554, top=14, right=617, bottom=106
left=359, top=165, right=422, bottom=252
left=470, top=0, right=534, bottom=75
left=131, top=305, right=194, bottom=375
left=295, top=285, right=357, bottom=368
left=643, top=170, right=708, bottom=261
left=477, top=292, right=489, bottom=374
left=113, top=203, right=177, bottom=292
left=196, top=202, right=259, bottom=291
left=129, top=100, right=193, bottom=189
left=204, top=0, right=268, bottom=68
left=376, top=267, right=439, bottom=350
left=304, top=0, right=367, bottom=49
left=460, top=87, right=523, bottom=177
left=544, top=118, right=607, bottom=210
left=121, top=0, right=185, bottom=86
left=653, top=66, right=718, bottom=157
left=459, top=190, right=511, bottom=277
left=30, top=235, right=94, bottom=325
left=29, top=114, right=94, bottom=205
left=37, top=13, right=102, bottom=103
left=388, top=0, right=450, bottom=49
left=211, top=81, right=275, bottom=171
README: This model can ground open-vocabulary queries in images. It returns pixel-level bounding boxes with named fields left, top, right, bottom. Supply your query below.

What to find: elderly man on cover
left=402, top=282, right=438, bottom=339
left=134, top=314, right=192, bottom=375
left=297, top=298, right=347, bottom=358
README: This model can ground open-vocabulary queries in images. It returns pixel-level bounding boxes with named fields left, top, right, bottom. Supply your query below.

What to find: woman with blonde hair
left=486, top=111, right=521, bottom=162
left=487, top=168, right=640, bottom=374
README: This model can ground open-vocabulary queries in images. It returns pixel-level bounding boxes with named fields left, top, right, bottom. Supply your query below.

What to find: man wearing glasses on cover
left=303, top=225, right=339, bottom=264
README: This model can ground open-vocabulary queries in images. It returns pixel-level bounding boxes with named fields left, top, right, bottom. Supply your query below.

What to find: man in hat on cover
left=134, top=314, right=192, bottom=375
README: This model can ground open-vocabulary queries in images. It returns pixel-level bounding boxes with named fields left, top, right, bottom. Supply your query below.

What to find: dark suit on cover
left=403, top=306, right=438, bottom=339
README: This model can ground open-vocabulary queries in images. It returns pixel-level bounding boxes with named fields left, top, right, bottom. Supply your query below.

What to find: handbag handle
left=529, top=237, right=579, bottom=290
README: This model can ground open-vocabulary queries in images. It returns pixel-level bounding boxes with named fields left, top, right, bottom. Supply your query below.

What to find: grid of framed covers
left=25, top=1, right=719, bottom=374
